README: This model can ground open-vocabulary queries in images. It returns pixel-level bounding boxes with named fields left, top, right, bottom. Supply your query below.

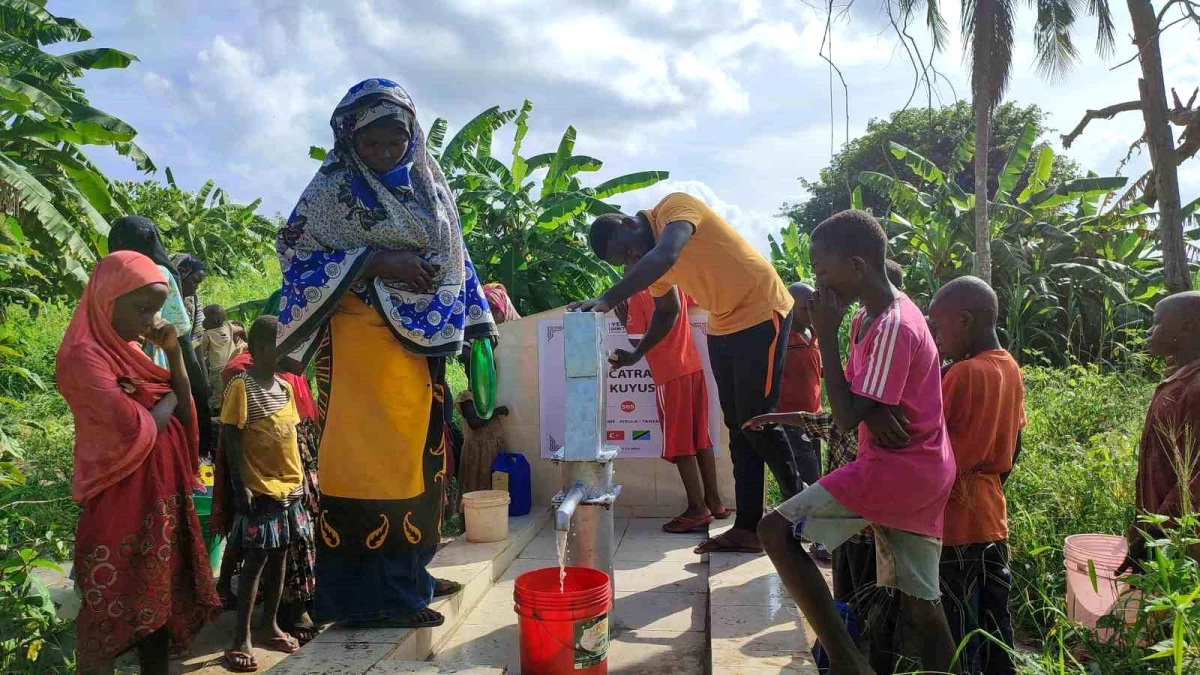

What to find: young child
left=755, top=210, right=957, bottom=674
left=777, top=283, right=823, bottom=491
left=1124, top=291, right=1200, bottom=570
left=222, top=316, right=309, bottom=671
left=928, top=276, right=1025, bottom=674
left=456, top=385, right=510, bottom=496
left=617, top=287, right=729, bottom=532
left=197, top=304, right=244, bottom=410
left=456, top=282, right=518, bottom=499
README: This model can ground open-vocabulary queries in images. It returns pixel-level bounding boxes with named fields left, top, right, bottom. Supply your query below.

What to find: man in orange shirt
left=927, top=276, right=1025, bottom=675
left=572, top=192, right=796, bottom=554
left=617, top=289, right=729, bottom=532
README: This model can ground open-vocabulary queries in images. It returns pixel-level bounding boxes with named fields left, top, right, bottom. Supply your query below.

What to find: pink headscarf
left=483, top=283, right=520, bottom=324
left=56, top=251, right=199, bottom=504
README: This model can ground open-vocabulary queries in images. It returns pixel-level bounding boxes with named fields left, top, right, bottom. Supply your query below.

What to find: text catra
left=610, top=369, right=652, bottom=379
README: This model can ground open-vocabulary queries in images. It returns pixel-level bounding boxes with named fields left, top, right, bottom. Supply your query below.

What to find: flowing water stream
left=555, top=528, right=569, bottom=593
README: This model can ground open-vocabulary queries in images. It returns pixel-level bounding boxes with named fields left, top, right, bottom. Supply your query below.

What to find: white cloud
left=628, top=179, right=787, bottom=254
left=141, top=71, right=172, bottom=96
left=63, top=0, right=1200, bottom=229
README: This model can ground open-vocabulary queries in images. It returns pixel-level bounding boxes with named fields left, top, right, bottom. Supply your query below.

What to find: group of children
left=585, top=201, right=1031, bottom=674
left=57, top=186, right=1199, bottom=674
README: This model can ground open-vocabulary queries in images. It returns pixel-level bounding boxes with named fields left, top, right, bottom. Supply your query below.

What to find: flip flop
left=694, top=533, right=763, bottom=554
left=223, top=649, right=259, bottom=673
left=662, top=514, right=715, bottom=534
left=288, top=623, right=318, bottom=645
left=710, top=508, right=735, bottom=520
left=262, top=634, right=300, bottom=654
left=347, top=608, right=446, bottom=630
left=433, top=578, right=463, bottom=598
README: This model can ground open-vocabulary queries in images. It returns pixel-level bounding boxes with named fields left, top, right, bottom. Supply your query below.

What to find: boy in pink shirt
left=756, top=210, right=958, bottom=674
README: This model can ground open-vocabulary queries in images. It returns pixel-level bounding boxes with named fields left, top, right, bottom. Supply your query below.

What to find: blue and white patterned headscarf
left=276, top=78, right=496, bottom=362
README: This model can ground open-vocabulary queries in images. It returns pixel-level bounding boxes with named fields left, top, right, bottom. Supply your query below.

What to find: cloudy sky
left=60, top=0, right=1200, bottom=252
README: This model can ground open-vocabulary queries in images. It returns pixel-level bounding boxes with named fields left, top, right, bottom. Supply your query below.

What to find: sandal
left=346, top=608, right=446, bottom=629
left=710, top=507, right=735, bottom=520
left=262, top=634, right=300, bottom=654
left=662, top=514, right=715, bottom=534
left=694, top=532, right=763, bottom=554
left=223, top=649, right=259, bottom=673
left=433, top=578, right=463, bottom=598
left=288, top=622, right=319, bottom=645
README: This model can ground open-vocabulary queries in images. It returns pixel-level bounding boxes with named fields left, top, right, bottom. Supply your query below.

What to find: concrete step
left=257, top=511, right=548, bottom=674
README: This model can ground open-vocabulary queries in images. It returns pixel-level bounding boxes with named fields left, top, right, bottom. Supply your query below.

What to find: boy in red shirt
left=928, top=276, right=1025, bottom=675
left=618, top=287, right=729, bottom=532
left=778, top=283, right=823, bottom=490
left=1123, top=291, right=1200, bottom=571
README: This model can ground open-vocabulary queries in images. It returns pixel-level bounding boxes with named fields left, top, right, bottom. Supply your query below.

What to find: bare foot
left=694, top=527, right=762, bottom=553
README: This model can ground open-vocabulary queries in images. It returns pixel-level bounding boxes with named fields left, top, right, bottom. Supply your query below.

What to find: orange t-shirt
left=645, top=193, right=793, bottom=336
left=777, top=330, right=822, bottom=413
left=941, top=350, right=1026, bottom=547
left=624, top=290, right=702, bottom=385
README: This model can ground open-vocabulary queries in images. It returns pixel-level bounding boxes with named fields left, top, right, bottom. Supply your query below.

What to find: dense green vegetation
left=779, top=103, right=1081, bottom=233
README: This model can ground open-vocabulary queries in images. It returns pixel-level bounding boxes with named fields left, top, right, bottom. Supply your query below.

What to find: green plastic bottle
left=469, top=338, right=497, bottom=420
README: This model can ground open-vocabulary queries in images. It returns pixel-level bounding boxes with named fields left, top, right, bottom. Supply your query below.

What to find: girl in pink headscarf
left=56, top=251, right=221, bottom=675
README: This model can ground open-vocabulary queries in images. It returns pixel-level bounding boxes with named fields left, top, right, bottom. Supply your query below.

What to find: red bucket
left=514, top=567, right=612, bottom=674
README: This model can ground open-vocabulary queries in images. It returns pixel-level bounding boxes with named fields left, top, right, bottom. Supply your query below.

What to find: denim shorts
left=774, top=484, right=943, bottom=601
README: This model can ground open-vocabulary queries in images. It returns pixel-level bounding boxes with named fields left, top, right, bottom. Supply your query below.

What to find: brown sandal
left=662, top=514, right=715, bottom=534
left=694, top=532, right=763, bottom=554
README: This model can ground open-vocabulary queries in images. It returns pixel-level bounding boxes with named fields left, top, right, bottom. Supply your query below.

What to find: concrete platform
left=707, top=521, right=822, bottom=674
left=41, top=513, right=842, bottom=674
left=432, top=517, right=712, bottom=674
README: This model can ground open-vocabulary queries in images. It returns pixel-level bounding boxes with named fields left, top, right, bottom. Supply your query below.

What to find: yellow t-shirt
left=220, top=375, right=303, bottom=501
left=646, top=193, right=793, bottom=335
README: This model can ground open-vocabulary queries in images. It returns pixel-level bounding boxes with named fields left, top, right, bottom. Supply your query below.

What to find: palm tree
left=903, top=0, right=1115, bottom=284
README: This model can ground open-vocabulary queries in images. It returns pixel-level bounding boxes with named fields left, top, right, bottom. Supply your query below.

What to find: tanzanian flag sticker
left=632, top=429, right=651, bottom=441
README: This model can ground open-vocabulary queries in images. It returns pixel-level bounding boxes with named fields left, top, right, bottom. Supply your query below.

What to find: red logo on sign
left=606, top=430, right=625, bottom=441
left=620, top=400, right=636, bottom=413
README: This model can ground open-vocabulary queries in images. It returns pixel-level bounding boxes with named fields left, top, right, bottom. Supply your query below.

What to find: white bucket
left=463, top=490, right=512, bottom=543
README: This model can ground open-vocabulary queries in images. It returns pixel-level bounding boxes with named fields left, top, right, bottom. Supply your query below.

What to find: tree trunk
left=1127, top=0, right=1191, bottom=293
left=971, top=0, right=996, bottom=285
left=974, top=94, right=992, bottom=284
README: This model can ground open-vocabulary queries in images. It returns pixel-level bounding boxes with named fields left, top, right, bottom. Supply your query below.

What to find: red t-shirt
left=625, top=290, right=703, bottom=385
left=1136, top=359, right=1200, bottom=519
left=778, top=330, right=822, bottom=413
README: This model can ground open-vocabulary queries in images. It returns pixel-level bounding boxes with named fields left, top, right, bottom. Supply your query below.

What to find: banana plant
left=429, top=100, right=668, bottom=314
left=0, top=1, right=153, bottom=299
left=125, top=172, right=276, bottom=277
left=855, top=123, right=1162, bottom=367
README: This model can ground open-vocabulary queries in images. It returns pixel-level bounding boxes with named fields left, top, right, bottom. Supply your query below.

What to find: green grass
left=765, top=364, right=1155, bottom=671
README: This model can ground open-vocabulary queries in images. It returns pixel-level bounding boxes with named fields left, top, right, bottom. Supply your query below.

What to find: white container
left=463, top=490, right=512, bottom=543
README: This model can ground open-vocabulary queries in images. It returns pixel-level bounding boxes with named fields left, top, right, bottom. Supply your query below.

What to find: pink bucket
left=1063, top=534, right=1140, bottom=640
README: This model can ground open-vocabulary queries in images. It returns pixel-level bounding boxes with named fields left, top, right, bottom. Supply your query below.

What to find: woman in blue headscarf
left=275, top=79, right=496, bottom=628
